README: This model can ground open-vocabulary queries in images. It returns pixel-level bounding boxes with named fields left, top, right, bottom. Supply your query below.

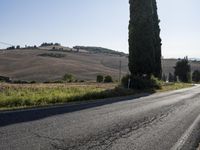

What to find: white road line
left=171, top=113, right=200, bottom=150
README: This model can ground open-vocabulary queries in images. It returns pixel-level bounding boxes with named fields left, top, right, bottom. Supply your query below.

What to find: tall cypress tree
left=152, top=0, right=162, bottom=78
left=129, top=0, right=162, bottom=79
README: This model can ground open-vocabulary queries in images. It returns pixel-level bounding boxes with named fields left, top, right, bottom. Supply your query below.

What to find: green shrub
left=150, top=75, right=162, bottom=89
left=104, top=75, right=113, bottom=83
left=63, top=74, right=75, bottom=82
left=96, top=75, right=104, bottom=83
left=129, top=75, right=161, bottom=90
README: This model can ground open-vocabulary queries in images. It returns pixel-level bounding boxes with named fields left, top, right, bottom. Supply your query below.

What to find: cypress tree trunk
left=129, top=0, right=162, bottom=79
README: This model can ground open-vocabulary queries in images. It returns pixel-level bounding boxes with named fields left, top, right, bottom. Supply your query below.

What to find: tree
left=96, top=75, right=103, bottom=83
left=129, top=0, right=162, bottom=79
left=7, top=46, right=15, bottom=50
left=192, top=70, right=200, bottom=82
left=40, top=43, right=54, bottom=47
left=174, top=57, right=191, bottom=83
left=104, top=75, right=113, bottom=83
left=16, top=45, right=20, bottom=49
left=54, top=43, right=61, bottom=46
left=152, top=0, right=162, bottom=78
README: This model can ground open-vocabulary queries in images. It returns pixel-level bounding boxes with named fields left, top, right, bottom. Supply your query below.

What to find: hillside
left=0, top=48, right=128, bottom=82
left=0, top=48, right=199, bottom=82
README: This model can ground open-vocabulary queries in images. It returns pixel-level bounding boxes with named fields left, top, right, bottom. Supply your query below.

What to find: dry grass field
left=0, top=48, right=199, bottom=82
left=0, top=48, right=128, bottom=82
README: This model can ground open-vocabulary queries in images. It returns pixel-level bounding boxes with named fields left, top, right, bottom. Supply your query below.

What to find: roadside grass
left=157, top=82, right=194, bottom=92
left=0, top=83, right=134, bottom=110
left=0, top=82, right=193, bottom=111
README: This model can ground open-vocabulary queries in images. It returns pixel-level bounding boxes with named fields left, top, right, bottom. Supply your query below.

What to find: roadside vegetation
left=96, top=75, right=113, bottom=83
left=0, top=81, right=193, bottom=111
left=156, top=82, right=193, bottom=92
left=0, top=83, right=129, bottom=110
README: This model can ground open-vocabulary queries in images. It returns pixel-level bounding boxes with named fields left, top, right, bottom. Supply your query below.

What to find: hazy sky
left=0, top=0, right=199, bottom=58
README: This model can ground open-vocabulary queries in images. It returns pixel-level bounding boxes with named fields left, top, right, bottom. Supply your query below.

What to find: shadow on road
left=0, top=93, right=153, bottom=127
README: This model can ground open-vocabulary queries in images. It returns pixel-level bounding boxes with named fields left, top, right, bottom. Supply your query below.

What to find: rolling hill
left=0, top=46, right=199, bottom=82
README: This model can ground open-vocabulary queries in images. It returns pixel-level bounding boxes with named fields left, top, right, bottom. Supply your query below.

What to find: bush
left=96, top=75, right=103, bottom=83
left=104, top=75, right=113, bottom=83
left=63, top=74, right=75, bottom=82
left=150, top=75, right=162, bottom=89
left=129, top=75, right=161, bottom=90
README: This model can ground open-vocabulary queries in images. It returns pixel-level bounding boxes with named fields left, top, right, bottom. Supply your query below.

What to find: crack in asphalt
left=34, top=95, right=194, bottom=150
left=36, top=105, right=177, bottom=150
left=34, top=133, right=67, bottom=150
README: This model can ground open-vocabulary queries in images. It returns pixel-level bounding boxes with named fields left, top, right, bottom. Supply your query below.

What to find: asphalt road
left=1, top=85, right=200, bottom=150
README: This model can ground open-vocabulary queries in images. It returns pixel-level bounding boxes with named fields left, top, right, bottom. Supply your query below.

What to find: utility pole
left=119, top=60, right=122, bottom=83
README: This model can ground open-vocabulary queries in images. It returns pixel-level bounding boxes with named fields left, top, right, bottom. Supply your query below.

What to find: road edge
left=0, top=93, right=151, bottom=114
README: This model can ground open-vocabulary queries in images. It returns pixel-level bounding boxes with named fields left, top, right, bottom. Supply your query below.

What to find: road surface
left=0, top=85, right=200, bottom=150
